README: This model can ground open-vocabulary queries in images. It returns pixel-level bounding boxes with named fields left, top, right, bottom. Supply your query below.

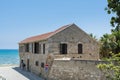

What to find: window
left=60, top=43, right=67, bottom=54
left=34, top=42, right=39, bottom=54
left=39, top=44, right=41, bottom=54
left=29, top=43, right=33, bottom=53
left=35, top=61, right=39, bottom=66
left=78, top=44, right=83, bottom=54
left=19, top=46, right=24, bottom=52
left=41, top=62, right=44, bottom=68
left=43, top=44, right=45, bottom=54
left=25, top=43, right=29, bottom=52
left=27, top=59, right=30, bottom=71
left=31, top=43, right=34, bottom=53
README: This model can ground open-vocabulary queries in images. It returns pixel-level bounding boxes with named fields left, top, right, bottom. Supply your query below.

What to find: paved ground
left=0, top=66, right=43, bottom=80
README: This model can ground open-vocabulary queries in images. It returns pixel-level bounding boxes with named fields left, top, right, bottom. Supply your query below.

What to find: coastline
left=0, top=64, right=19, bottom=67
left=0, top=49, right=19, bottom=66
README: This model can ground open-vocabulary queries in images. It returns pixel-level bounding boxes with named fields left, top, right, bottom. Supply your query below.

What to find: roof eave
left=19, top=38, right=48, bottom=44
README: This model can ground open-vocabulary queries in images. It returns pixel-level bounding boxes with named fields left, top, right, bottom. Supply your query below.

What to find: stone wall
left=48, top=60, right=106, bottom=80
left=19, top=40, right=49, bottom=77
left=48, top=24, right=99, bottom=60
left=19, top=24, right=100, bottom=79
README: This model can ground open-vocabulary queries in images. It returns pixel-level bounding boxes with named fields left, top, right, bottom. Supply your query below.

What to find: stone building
left=19, top=23, right=99, bottom=77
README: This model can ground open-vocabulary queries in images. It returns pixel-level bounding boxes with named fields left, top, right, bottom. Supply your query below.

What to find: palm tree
left=89, top=33, right=97, bottom=40
left=100, top=33, right=118, bottom=58
left=100, top=34, right=112, bottom=58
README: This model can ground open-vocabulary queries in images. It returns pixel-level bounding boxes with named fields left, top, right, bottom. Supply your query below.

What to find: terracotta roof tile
left=20, top=32, right=54, bottom=43
left=19, top=24, right=73, bottom=44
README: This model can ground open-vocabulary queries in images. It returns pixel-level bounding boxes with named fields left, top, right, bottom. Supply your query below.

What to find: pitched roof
left=19, top=24, right=73, bottom=44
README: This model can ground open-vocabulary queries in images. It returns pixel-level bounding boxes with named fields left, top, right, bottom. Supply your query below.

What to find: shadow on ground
left=13, top=67, right=43, bottom=80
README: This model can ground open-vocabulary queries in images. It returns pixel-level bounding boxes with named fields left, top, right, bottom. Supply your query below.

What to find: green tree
left=106, top=0, right=120, bottom=53
left=98, top=1, right=120, bottom=80
left=100, top=34, right=112, bottom=58
left=106, top=0, right=120, bottom=30
left=97, top=53, right=120, bottom=80
left=100, top=33, right=117, bottom=58
left=100, top=0, right=120, bottom=57
left=89, top=33, right=97, bottom=40
left=112, top=30, right=120, bottom=53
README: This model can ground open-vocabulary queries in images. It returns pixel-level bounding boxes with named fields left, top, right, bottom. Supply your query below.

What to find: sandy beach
left=0, top=66, right=43, bottom=80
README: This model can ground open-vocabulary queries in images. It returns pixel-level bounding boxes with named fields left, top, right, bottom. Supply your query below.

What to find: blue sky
left=0, top=0, right=112, bottom=49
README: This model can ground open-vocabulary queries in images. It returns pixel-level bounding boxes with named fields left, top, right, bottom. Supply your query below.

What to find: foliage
left=112, top=30, right=120, bottom=53
left=106, top=0, right=120, bottom=30
left=97, top=53, right=120, bottom=80
left=106, top=0, right=120, bottom=54
left=98, top=1, right=120, bottom=80
left=99, top=33, right=118, bottom=58
left=89, top=33, right=97, bottom=40
left=100, top=0, right=120, bottom=57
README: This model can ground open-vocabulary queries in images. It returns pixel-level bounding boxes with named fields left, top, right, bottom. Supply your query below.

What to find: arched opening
left=78, top=44, right=83, bottom=54
left=60, top=43, right=67, bottom=54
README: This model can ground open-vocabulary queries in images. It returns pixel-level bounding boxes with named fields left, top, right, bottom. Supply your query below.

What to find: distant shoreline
left=0, top=64, right=19, bottom=67
left=0, top=49, right=18, bottom=50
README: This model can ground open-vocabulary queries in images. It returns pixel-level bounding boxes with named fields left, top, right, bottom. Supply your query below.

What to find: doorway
left=27, top=59, right=30, bottom=71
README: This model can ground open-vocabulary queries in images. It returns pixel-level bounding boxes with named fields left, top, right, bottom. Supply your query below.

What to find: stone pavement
left=0, top=66, right=43, bottom=80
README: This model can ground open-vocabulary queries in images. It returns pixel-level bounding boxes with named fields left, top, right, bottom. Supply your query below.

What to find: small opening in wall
left=35, top=61, right=39, bottom=66
left=43, top=44, right=45, bottom=54
left=78, top=44, right=83, bottom=54
left=41, top=62, right=44, bottom=68
left=25, top=43, right=29, bottom=52
left=80, top=56, right=82, bottom=58
left=72, top=37, right=74, bottom=39
left=34, top=42, right=40, bottom=54
left=60, top=43, right=67, bottom=54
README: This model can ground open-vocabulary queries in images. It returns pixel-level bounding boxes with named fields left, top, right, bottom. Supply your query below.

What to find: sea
left=0, top=49, right=19, bottom=65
